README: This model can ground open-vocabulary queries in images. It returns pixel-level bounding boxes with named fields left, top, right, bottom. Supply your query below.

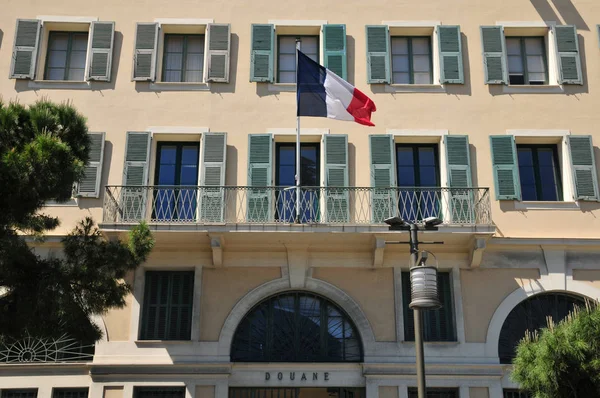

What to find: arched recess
left=485, top=279, right=600, bottom=359
left=217, top=277, right=376, bottom=357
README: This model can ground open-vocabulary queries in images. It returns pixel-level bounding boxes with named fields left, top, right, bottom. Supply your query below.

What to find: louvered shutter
left=141, top=271, right=164, bottom=339
left=205, top=24, right=231, bottom=83
left=87, top=21, right=115, bottom=81
left=250, top=24, right=274, bottom=82
left=167, top=272, right=194, bottom=340
left=9, top=19, right=41, bottom=79
left=122, top=132, right=151, bottom=221
left=247, top=134, right=273, bottom=221
left=77, top=132, right=105, bottom=198
left=369, top=135, right=396, bottom=222
left=444, top=135, right=473, bottom=223
left=200, top=133, right=227, bottom=222
left=480, top=26, right=507, bottom=84
left=132, top=23, right=159, bottom=81
left=323, top=24, right=347, bottom=80
left=554, top=25, right=582, bottom=85
left=438, top=25, right=464, bottom=84
left=568, top=135, right=599, bottom=201
left=490, top=135, right=520, bottom=200
left=401, top=272, right=415, bottom=341
left=324, top=135, right=349, bottom=222
left=365, top=25, right=390, bottom=83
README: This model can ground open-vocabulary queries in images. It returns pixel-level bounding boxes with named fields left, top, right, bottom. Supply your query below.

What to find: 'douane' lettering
left=324, top=372, right=329, bottom=381
left=278, top=372, right=283, bottom=380
left=301, top=373, right=307, bottom=381
left=313, top=373, right=318, bottom=380
left=265, top=372, right=270, bottom=380
left=290, top=372, right=295, bottom=380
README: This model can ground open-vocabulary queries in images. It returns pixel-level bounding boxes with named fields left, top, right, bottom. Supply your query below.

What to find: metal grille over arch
left=231, top=291, right=363, bottom=362
left=498, top=292, right=586, bottom=364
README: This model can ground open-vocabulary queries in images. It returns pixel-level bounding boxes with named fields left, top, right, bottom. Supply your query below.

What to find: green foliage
left=0, top=99, right=154, bottom=343
left=512, top=302, right=600, bottom=398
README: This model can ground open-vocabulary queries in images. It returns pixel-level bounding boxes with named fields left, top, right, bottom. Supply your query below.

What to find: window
left=1, top=391, right=37, bottom=398
left=391, top=37, right=432, bottom=84
left=53, top=389, right=88, bottom=398
left=402, top=271, right=456, bottom=342
left=44, top=32, right=88, bottom=81
left=407, top=388, right=458, bottom=398
left=162, top=34, right=205, bottom=82
left=517, top=144, right=562, bottom=201
left=503, top=390, right=531, bottom=398
left=506, top=37, right=547, bottom=85
left=134, top=388, right=185, bottom=398
left=231, top=292, right=363, bottom=362
left=277, top=36, right=319, bottom=83
left=140, top=271, right=194, bottom=340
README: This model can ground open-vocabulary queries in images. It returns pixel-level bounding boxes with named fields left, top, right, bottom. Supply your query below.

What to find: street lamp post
left=385, top=217, right=443, bottom=398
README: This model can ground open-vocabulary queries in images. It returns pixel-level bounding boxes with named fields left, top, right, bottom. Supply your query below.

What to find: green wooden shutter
left=87, top=21, right=115, bottom=81
left=247, top=134, right=273, bottom=221
left=206, top=23, right=231, bottom=83
left=480, top=26, right=507, bottom=84
left=323, top=24, right=347, bottom=80
left=444, top=135, right=473, bottom=223
left=554, top=25, right=583, bottom=85
left=9, top=19, right=41, bottom=79
left=200, top=133, right=227, bottom=221
left=132, top=22, right=159, bottom=81
left=122, top=131, right=151, bottom=221
left=77, top=132, right=105, bottom=198
left=490, top=135, right=521, bottom=201
left=366, top=25, right=390, bottom=83
left=369, top=135, right=396, bottom=222
left=250, top=24, right=274, bottom=82
left=401, top=271, right=415, bottom=341
left=438, top=25, right=464, bottom=84
left=324, top=134, right=349, bottom=222
left=568, top=135, right=599, bottom=201
left=167, top=271, right=194, bottom=340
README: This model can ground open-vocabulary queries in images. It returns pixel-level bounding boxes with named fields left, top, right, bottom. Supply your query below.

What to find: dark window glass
left=162, top=34, right=205, bottom=82
left=153, top=142, right=199, bottom=221
left=507, top=37, right=547, bottom=85
left=140, top=271, right=194, bottom=340
left=396, top=144, right=440, bottom=222
left=498, top=293, right=585, bottom=364
left=503, top=390, right=532, bottom=398
left=402, top=272, right=456, bottom=342
left=53, top=389, right=88, bottom=398
left=134, top=388, right=185, bottom=398
left=275, top=143, right=320, bottom=223
left=277, top=36, right=319, bottom=83
left=391, top=36, right=432, bottom=84
left=231, top=292, right=363, bottom=362
left=407, top=388, right=459, bottom=398
left=517, top=145, right=562, bottom=201
left=45, top=32, right=88, bottom=81
left=1, top=390, right=37, bottom=398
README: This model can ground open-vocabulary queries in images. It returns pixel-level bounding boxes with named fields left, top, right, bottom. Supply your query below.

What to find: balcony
left=101, top=186, right=492, bottom=233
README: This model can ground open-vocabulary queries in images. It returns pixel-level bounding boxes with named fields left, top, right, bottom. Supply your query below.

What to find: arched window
left=498, top=292, right=586, bottom=364
left=231, top=292, right=363, bottom=362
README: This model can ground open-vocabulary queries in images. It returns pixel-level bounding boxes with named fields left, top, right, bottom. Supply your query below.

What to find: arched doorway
left=231, top=291, right=363, bottom=362
left=498, top=292, right=586, bottom=364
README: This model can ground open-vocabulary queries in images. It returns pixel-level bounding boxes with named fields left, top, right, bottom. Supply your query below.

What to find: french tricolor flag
left=296, top=50, right=376, bottom=126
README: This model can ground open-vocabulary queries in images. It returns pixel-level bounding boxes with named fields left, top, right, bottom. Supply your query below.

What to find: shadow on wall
left=348, top=143, right=356, bottom=187
left=0, top=29, right=4, bottom=50
left=13, top=31, right=124, bottom=93
left=346, top=35, right=356, bottom=87
left=226, top=145, right=238, bottom=186
left=530, top=0, right=589, bottom=30
left=469, top=144, right=479, bottom=188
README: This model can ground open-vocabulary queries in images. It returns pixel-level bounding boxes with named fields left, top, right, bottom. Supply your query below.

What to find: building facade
left=2, top=0, right=600, bottom=397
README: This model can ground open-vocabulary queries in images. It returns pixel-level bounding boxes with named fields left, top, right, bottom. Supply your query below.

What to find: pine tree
left=0, top=99, right=154, bottom=343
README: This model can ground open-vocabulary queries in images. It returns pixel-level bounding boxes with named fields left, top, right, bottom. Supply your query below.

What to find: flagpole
left=295, top=39, right=301, bottom=224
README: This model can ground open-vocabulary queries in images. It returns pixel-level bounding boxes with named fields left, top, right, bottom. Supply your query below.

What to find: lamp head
left=384, top=216, right=406, bottom=227
left=423, top=216, right=443, bottom=227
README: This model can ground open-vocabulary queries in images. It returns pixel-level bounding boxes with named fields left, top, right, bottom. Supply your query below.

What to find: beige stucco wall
left=103, top=386, right=124, bottom=398
left=200, top=267, right=281, bottom=341
left=378, top=387, right=398, bottom=398
left=468, top=387, right=489, bottom=398
left=195, top=386, right=215, bottom=398
left=102, top=272, right=134, bottom=341
left=573, top=270, right=600, bottom=290
left=312, top=268, right=396, bottom=342
left=460, top=268, right=540, bottom=343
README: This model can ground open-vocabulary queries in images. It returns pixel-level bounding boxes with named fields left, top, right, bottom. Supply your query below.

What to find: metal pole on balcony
left=295, top=38, right=301, bottom=224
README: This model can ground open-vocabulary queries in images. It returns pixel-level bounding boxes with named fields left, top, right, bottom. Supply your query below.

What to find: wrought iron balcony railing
left=102, top=186, right=491, bottom=226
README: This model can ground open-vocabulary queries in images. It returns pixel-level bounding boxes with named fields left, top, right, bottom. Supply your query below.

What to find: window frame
left=275, top=142, right=321, bottom=186
left=516, top=143, right=563, bottom=201
left=154, top=141, right=201, bottom=186
left=52, top=388, right=89, bottom=398
left=506, top=36, right=548, bottom=85
left=407, top=388, right=459, bottom=398
left=1, top=391, right=38, bottom=398
left=390, top=36, right=434, bottom=85
left=133, top=387, right=186, bottom=398
left=503, top=390, right=532, bottom=398
left=395, top=143, right=441, bottom=187
left=43, top=31, right=89, bottom=81
left=276, top=34, right=320, bottom=83
left=160, top=33, right=205, bottom=83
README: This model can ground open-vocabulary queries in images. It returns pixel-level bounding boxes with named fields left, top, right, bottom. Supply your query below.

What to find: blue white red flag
left=296, top=50, right=376, bottom=126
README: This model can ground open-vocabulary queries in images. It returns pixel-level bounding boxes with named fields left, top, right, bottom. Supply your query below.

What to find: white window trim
left=506, top=129, right=579, bottom=208
left=268, top=20, right=328, bottom=92
left=148, top=126, right=210, bottom=134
